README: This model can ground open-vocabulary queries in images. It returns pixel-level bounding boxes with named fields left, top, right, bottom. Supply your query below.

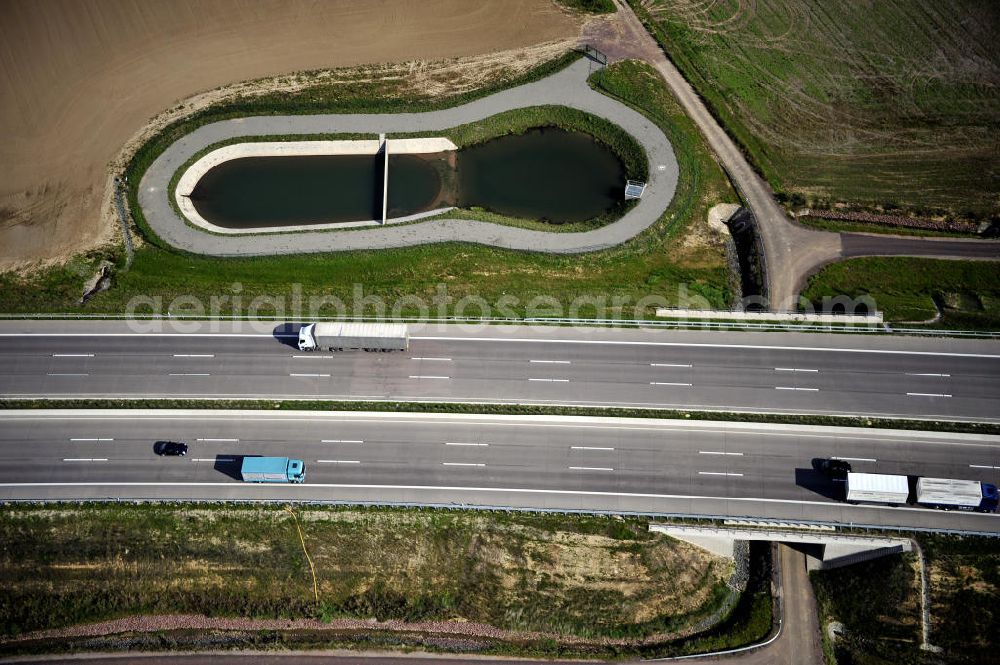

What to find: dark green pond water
left=189, top=128, right=626, bottom=228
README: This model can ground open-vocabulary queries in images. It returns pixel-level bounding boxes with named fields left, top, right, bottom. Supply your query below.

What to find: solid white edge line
left=52, top=354, right=94, bottom=357
left=529, top=359, right=571, bottom=364
left=409, top=375, right=450, bottom=380
left=46, top=373, right=89, bottom=376
left=906, top=392, right=952, bottom=398
left=445, top=442, right=489, bottom=447
left=168, top=373, right=211, bottom=376
left=410, top=336, right=1000, bottom=359
left=411, top=357, right=452, bottom=362
left=442, top=462, right=486, bottom=467
left=290, top=373, right=331, bottom=378
left=571, top=446, right=614, bottom=451
left=969, top=464, right=1000, bottom=470
left=321, top=440, right=364, bottom=444
left=698, top=471, right=743, bottom=477
left=528, top=378, right=570, bottom=382
left=2, top=481, right=993, bottom=513
left=775, top=386, right=819, bottom=391
left=14, top=331, right=999, bottom=359
left=699, top=451, right=744, bottom=456
left=906, top=373, right=950, bottom=377
left=650, top=363, right=692, bottom=368
left=774, top=367, right=819, bottom=372
left=173, top=354, right=214, bottom=358
left=650, top=382, right=692, bottom=386
left=569, top=466, right=613, bottom=471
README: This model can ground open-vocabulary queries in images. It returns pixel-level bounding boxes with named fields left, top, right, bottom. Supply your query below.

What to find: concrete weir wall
left=174, top=137, right=457, bottom=234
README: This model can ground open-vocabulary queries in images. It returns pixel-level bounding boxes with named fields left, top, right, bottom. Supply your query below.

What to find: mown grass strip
left=2, top=398, right=997, bottom=434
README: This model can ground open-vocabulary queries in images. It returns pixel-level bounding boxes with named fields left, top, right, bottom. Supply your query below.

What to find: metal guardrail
left=1, top=312, right=996, bottom=337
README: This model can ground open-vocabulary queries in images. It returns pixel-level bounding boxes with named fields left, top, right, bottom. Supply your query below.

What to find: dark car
left=815, top=458, right=852, bottom=480
left=154, top=441, right=188, bottom=456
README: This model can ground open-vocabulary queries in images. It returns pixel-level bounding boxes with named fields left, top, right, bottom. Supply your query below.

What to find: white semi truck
left=297, top=322, right=409, bottom=352
left=845, top=472, right=998, bottom=512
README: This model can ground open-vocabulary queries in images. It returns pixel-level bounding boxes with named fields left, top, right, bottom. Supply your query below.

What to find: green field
left=811, top=536, right=1000, bottom=664
left=0, top=58, right=736, bottom=317
left=801, top=257, right=1000, bottom=328
left=636, top=0, right=1000, bottom=219
left=0, top=506, right=735, bottom=650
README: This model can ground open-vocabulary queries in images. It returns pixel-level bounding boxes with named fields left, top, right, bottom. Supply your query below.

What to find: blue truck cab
left=240, top=456, right=306, bottom=483
left=981, top=483, right=999, bottom=512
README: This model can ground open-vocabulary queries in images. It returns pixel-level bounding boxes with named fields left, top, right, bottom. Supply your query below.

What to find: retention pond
left=188, top=127, right=627, bottom=229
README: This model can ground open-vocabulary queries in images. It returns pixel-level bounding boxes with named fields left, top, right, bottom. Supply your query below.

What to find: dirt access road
left=0, top=0, right=583, bottom=271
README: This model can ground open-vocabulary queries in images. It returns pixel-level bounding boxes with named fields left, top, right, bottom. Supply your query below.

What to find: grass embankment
left=802, top=257, right=1000, bottom=329
left=811, top=535, right=1000, bottom=664
left=556, top=0, right=615, bottom=14
left=0, top=506, right=743, bottom=656
left=632, top=0, right=1000, bottom=222
left=0, top=57, right=735, bottom=317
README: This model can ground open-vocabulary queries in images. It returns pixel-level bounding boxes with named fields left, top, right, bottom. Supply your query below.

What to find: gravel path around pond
left=138, top=58, right=678, bottom=256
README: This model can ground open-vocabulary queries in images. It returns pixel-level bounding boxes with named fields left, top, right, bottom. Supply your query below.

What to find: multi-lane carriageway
left=0, top=321, right=998, bottom=421
left=1, top=410, right=999, bottom=533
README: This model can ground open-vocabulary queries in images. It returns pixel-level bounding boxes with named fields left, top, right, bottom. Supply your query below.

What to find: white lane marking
left=192, top=457, right=234, bottom=462
left=317, top=460, right=361, bottom=464
left=969, top=464, right=1000, bottom=470
left=2, top=481, right=988, bottom=514
left=774, top=367, right=818, bottom=373
left=650, top=382, right=692, bottom=386
left=906, top=392, right=952, bottom=398
left=530, top=359, right=571, bottom=364
left=70, top=438, right=113, bottom=442
left=650, top=362, right=692, bottom=367
left=411, top=336, right=1000, bottom=359
left=52, top=354, right=94, bottom=358
left=196, top=438, right=238, bottom=442
left=906, top=373, right=950, bottom=377
left=571, top=446, right=615, bottom=451
left=411, top=357, right=452, bottom=362
left=699, top=451, right=744, bottom=456
left=833, top=457, right=877, bottom=462
left=445, top=442, right=489, bottom=447
left=292, top=355, right=336, bottom=359
left=775, top=386, right=819, bottom=392
left=173, top=354, right=214, bottom=358
left=322, top=439, right=364, bottom=444
left=62, top=458, right=107, bottom=462
left=290, top=373, right=331, bottom=378
left=409, top=375, right=450, bottom=380
left=46, top=373, right=89, bottom=376
left=569, top=466, right=614, bottom=471
left=528, top=378, right=570, bottom=382
left=698, top=471, right=743, bottom=477
left=443, top=462, right=486, bottom=467
left=168, top=373, right=210, bottom=376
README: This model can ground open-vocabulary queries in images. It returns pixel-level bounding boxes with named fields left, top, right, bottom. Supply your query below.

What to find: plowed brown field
left=0, top=0, right=583, bottom=271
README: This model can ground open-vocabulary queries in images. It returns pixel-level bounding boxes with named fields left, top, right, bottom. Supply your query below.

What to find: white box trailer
left=298, top=322, right=408, bottom=352
left=917, top=477, right=986, bottom=510
left=845, top=472, right=909, bottom=505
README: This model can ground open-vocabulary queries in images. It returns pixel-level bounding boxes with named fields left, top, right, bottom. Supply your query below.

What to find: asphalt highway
left=1, top=322, right=999, bottom=422
left=2, top=410, right=998, bottom=533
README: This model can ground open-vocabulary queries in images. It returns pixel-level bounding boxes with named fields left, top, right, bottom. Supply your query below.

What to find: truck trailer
left=845, top=472, right=998, bottom=513
left=916, top=477, right=999, bottom=512
left=845, top=472, right=909, bottom=505
left=240, top=457, right=306, bottom=483
left=297, top=322, right=408, bottom=352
